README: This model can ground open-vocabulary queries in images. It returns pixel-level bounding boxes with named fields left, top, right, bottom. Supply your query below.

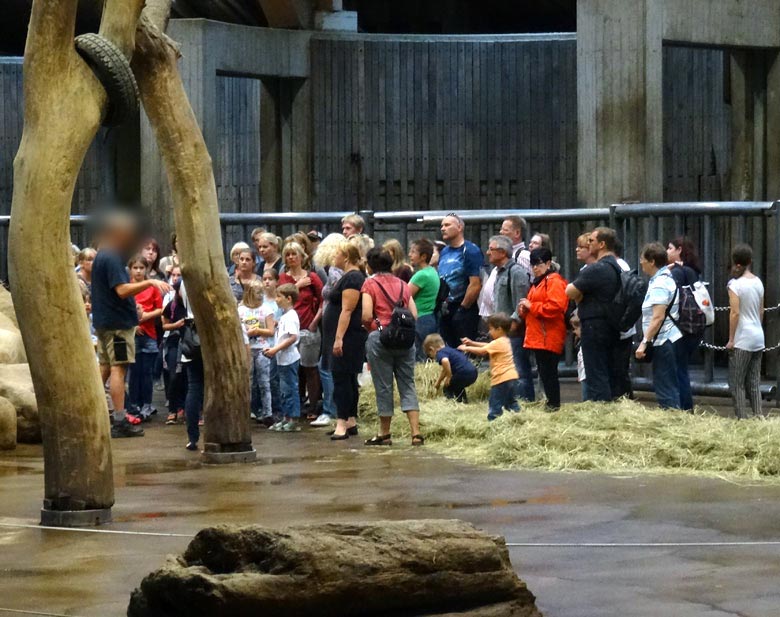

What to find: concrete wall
left=577, top=0, right=780, bottom=208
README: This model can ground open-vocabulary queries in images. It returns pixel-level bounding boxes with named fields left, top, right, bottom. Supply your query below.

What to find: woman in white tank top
left=726, top=244, right=765, bottom=419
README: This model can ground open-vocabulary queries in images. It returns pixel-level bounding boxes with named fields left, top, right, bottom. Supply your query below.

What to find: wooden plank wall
left=311, top=37, right=732, bottom=214
left=663, top=46, right=732, bottom=202
left=311, top=36, right=579, bottom=213
left=214, top=74, right=262, bottom=251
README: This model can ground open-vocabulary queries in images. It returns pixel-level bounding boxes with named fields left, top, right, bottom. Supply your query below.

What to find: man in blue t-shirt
left=92, top=215, right=171, bottom=438
left=437, top=214, right=484, bottom=348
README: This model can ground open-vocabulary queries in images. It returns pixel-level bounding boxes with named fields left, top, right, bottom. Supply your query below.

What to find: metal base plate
left=201, top=447, right=257, bottom=465
left=40, top=507, right=112, bottom=527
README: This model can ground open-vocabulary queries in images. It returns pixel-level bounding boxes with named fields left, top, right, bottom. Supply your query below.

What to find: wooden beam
left=256, top=0, right=312, bottom=29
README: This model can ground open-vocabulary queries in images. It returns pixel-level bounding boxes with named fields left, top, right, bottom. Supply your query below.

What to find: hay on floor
left=357, top=362, right=780, bottom=482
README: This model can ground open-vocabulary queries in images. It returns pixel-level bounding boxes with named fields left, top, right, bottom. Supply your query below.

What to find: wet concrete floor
left=2, top=399, right=780, bottom=616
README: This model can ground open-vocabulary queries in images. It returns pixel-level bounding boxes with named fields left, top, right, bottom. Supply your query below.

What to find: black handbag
left=179, top=319, right=201, bottom=359
left=634, top=286, right=677, bottom=364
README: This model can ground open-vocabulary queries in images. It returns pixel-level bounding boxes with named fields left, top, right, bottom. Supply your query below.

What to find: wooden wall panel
left=311, top=36, right=580, bottom=212
left=663, top=46, right=732, bottom=202
left=312, top=36, right=732, bottom=212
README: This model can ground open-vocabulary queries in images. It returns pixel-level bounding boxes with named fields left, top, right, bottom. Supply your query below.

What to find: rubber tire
left=75, top=33, right=139, bottom=127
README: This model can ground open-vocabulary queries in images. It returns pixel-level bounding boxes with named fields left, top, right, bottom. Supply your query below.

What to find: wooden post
left=9, top=0, right=145, bottom=525
left=132, top=2, right=255, bottom=463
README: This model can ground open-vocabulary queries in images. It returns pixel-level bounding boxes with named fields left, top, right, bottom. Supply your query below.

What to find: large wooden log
left=128, top=520, right=542, bottom=617
left=131, top=2, right=254, bottom=459
left=9, top=0, right=144, bottom=520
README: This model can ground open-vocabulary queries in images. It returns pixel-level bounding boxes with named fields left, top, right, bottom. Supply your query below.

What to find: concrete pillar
left=577, top=0, right=663, bottom=208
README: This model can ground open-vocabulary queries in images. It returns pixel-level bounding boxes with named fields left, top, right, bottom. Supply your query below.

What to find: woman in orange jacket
left=518, top=247, right=569, bottom=410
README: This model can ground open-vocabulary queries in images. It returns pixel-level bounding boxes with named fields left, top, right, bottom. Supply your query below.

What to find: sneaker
left=260, top=416, right=275, bottom=428
left=310, top=413, right=333, bottom=427
left=176, top=409, right=185, bottom=423
left=125, top=413, right=143, bottom=426
left=269, top=421, right=285, bottom=432
left=185, top=442, right=198, bottom=451
left=281, top=421, right=301, bottom=432
left=154, top=381, right=165, bottom=392
left=111, top=418, right=145, bottom=438
left=250, top=411, right=258, bottom=421
left=165, top=412, right=177, bottom=425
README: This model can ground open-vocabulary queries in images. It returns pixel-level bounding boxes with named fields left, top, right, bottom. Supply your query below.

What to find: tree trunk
left=9, top=0, right=144, bottom=520
left=128, top=520, right=542, bottom=617
left=132, top=5, right=253, bottom=459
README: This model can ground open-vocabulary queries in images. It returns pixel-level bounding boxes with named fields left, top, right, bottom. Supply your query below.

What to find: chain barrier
left=689, top=304, right=780, bottom=353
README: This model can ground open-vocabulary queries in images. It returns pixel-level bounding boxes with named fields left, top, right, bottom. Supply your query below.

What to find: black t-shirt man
left=572, top=255, right=621, bottom=322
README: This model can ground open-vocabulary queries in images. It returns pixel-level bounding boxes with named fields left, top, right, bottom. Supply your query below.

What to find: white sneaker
left=269, top=421, right=285, bottom=432
left=310, top=413, right=333, bottom=427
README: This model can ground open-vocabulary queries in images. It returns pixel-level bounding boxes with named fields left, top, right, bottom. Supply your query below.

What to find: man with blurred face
left=92, top=211, right=171, bottom=438
left=437, top=214, right=484, bottom=348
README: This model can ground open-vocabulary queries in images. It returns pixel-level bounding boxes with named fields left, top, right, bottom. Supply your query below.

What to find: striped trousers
left=728, top=348, right=763, bottom=419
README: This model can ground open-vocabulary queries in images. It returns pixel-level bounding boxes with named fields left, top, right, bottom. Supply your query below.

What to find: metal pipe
left=632, top=378, right=776, bottom=401
left=409, top=208, right=611, bottom=224
left=0, top=214, right=90, bottom=226
left=611, top=201, right=778, bottom=218
left=703, top=215, right=715, bottom=383
left=217, top=211, right=353, bottom=225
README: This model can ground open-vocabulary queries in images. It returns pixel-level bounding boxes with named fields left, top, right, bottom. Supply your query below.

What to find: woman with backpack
left=726, top=244, right=765, bottom=419
left=635, top=242, right=683, bottom=410
left=667, top=237, right=707, bottom=412
left=361, top=248, right=424, bottom=447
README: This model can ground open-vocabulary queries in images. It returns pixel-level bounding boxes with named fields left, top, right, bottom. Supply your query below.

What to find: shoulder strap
left=374, top=278, right=399, bottom=307
left=654, top=275, right=679, bottom=336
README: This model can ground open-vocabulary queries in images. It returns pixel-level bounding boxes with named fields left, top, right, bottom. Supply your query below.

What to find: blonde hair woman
left=279, top=241, right=324, bottom=419
left=256, top=232, right=283, bottom=274
left=383, top=238, right=413, bottom=283
left=321, top=242, right=367, bottom=439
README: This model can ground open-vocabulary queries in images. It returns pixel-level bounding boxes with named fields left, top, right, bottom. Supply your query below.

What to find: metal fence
left=3, top=201, right=779, bottom=401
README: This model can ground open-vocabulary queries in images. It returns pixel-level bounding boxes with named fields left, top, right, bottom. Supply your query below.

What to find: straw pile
left=358, top=363, right=780, bottom=482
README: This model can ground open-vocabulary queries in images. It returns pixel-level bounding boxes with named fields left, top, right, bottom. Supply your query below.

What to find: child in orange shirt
left=458, top=313, right=520, bottom=421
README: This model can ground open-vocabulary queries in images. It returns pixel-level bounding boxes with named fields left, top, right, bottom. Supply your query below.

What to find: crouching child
left=424, top=333, right=478, bottom=403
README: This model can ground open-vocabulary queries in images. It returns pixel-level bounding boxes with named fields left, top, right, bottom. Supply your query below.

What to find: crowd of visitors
left=77, top=211, right=769, bottom=447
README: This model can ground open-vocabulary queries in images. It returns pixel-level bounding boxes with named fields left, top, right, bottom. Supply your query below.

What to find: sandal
left=365, top=434, right=392, bottom=446
left=412, top=434, right=425, bottom=447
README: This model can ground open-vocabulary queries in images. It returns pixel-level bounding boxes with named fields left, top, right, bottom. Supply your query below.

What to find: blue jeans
left=510, top=336, right=535, bottom=401
left=250, top=350, right=272, bottom=419
left=269, top=357, right=281, bottom=418
left=164, top=337, right=186, bottom=412
left=185, top=357, right=204, bottom=444
left=652, top=340, right=681, bottom=410
left=278, top=361, right=301, bottom=419
left=488, top=379, right=520, bottom=420
left=675, top=334, right=700, bottom=412
left=128, top=334, right=158, bottom=409
left=319, top=358, right=336, bottom=417
left=415, top=313, right=439, bottom=362
left=580, top=319, right=619, bottom=402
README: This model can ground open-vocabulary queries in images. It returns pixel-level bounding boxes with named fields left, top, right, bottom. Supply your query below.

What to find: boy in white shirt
left=264, top=283, right=301, bottom=432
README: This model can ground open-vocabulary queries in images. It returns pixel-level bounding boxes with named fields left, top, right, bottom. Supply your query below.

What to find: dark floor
left=1, top=386, right=779, bottom=616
